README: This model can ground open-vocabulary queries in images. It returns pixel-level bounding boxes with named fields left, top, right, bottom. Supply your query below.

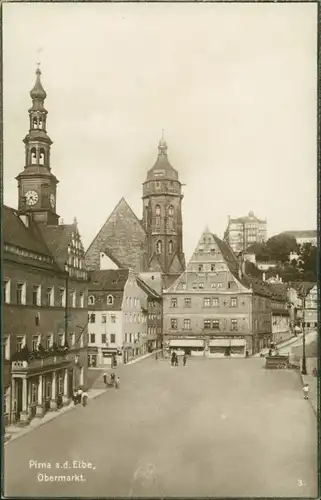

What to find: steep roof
left=88, top=269, right=129, bottom=291
left=85, top=197, right=146, bottom=272
left=145, top=140, right=179, bottom=182
left=136, top=276, right=161, bottom=299
left=39, top=223, right=77, bottom=272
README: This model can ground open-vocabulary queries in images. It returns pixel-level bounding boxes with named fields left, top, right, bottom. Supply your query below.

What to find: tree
left=298, top=243, right=317, bottom=281
left=266, top=233, right=298, bottom=263
left=244, top=261, right=262, bottom=278
left=246, top=243, right=271, bottom=262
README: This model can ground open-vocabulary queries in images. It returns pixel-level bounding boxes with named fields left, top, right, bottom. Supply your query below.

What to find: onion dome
left=30, top=67, right=47, bottom=100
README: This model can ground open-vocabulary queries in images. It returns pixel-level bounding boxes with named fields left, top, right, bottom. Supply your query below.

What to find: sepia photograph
left=2, top=1, right=318, bottom=498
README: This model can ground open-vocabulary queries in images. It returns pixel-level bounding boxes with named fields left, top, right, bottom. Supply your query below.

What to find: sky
left=3, top=2, right=317, bottom=261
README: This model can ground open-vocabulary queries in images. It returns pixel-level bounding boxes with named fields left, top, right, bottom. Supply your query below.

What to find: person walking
left=81, top=389, right=88, bottom=407
left=183, top=354, right=187, bottom=366
left=73, top=389, right=78, bottom=405
left=77, top=387, right=83, bottom=405
left=103, top=372, right=107, bottom=386
left=175, top=353, right=178, bottom=367
left=303, top=383, right=310, bottom=400
left=115, top=376, right=120, bottom=389
left=171, top=352, right=175, bottom=367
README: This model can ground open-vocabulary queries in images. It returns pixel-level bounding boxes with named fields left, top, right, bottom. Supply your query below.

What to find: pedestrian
left=73, top=389, right=78, bottom=405
left=175, top=353, right=178, bottom=367
left=103, top=372, right=107, bottom=386
left=82, top=389, right=88, bottom=407
left=171, top=352, right=175, bottom=367
left=155, top=352, right=158, bottom=360
left=115, top=376, right=120, bottom=389
left=183, top=354, right=187, bottom=366
left=77, top=387, right=83, bottom=405
left=303, top=383, right=310, bottom=400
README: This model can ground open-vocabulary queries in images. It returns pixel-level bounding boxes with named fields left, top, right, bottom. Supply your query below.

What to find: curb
left=4, top=389, right=107, bottom=446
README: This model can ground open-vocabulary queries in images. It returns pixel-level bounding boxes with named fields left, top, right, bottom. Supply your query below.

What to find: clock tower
left=16, top=66, right=59, bottom=225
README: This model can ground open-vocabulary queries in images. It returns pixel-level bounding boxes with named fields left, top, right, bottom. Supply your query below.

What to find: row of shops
left=87, top=339, right=158, bottom=367
left=165, top=337, right=250, bottom=358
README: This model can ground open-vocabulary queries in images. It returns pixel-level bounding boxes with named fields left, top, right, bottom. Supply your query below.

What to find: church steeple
left=16, top=66, right=59, bottom=225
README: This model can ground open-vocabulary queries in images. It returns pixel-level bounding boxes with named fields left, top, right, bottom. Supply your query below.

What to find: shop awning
left=209, top=339, right=231, bottom=347
left=230, top=339, right=246, bottom=347
left=170, top=339, right=204, bottom=348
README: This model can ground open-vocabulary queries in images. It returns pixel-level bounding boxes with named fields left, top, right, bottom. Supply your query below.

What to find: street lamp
left=301, top=293, right=307, bottom=375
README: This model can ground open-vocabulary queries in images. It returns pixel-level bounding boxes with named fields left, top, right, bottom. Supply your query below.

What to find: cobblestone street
left=4, top=357, right=317, bottom=498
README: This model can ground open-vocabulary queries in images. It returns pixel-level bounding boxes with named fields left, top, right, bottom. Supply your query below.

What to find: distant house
left=224, top=211, right=267, bottom=254
left=282, top=230, right=317, bottom=247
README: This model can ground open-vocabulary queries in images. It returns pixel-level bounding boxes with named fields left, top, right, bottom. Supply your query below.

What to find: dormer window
left=107, top=295, right=114, bottom=305
left=88, top=295, right=95, bottom=306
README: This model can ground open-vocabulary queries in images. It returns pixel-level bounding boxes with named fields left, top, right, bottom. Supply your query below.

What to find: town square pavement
left=4, top=357, right=317, bottom=498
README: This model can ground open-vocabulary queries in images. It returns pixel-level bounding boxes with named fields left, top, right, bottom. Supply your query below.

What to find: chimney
left=262, top=272, right=266, bottom=281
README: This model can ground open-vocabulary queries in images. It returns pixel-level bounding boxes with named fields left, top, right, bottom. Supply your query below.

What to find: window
left=88, top=295, right=95, bottom=306
left=46, top=334, right=53, bottom=349
left=184, top=297, right=191, bottom=307
left=204, top=320, right=211, bottom=329
left=101, top=333, right=107, bottom=344
left=181, top=283, right=187, bottom=290
left=46, top=287, right=54, bottom=306
left=16, top=283, right=26, bottom=305
left=198, top=265, right=203, bottom=272
left=155, top=205, right=161, bottom=216
left=129, top=333, right=132, bottom=343
left=230, top=297, right=237, bottom=307
left=125, top=333, right=128, bottom=343
left=171, top=298, right=177, bottom=308
left=110, top=334, right=116, bottom=344
left=210, top=249, right=215, bottom=255
left=31, top=285, right=41, bottom=306
left=59, top=288, right=66, bottom=307
left=231, top=319, right=238, bottom=331
left=212, top=320, right=220, bottom=330
left=111, top=315, right=116, bottom=323
left=90, top=333, right=95, bottom=343
left=212, top=298, right=219, bottom=307
left=184, top=319, right=191, bottom=330
left=4, top=336, right=10, bottom=360
left=80, top=292, right=85, bottom=308
left=58, top=333, right=65, bottom=346
left=32, top=335, right=40, bottom=351
left=171, top=318, right=177, bottom=329
left=89, top=313, right=96, bottom=323
left=168, top=205, right=174, bottom=216
left=156, top=216, right=160, bottom=228
left=16, top=336, right=25, bottom=352
left=156, top=240, right=162, bottom=254
left=3, top=279, right=10, bottom=304
left=107, top=295, right=114, bottom=305
left=69, top=332, right=75, bottom=346
left=71, top=290, right=76, bottom=308
left=169, top=241, right=173, bottom=254
left=102, top=314, right=107, bottom=324
left=198, top=283, right=204, bottom=289
left=192, top=283, right=197, bottom=290
left=211, top=264, right=215, bottom=271
left=199, top=249, right=203, bottom=255
left=203, top=298, right=211, bottom=307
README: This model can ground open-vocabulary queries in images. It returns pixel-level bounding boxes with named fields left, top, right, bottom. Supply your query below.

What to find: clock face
left=49, top=193, right=56, bottom=209
left=25, top=190, right=39, bottom=206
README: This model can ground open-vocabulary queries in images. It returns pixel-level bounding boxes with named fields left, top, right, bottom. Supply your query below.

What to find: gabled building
left=3, top=67, right=88, bottom=426
left=85, top=137, right=186, bottom=289
left=163, top=228, right=288, bottom=357
left=87, top=269, right=155, bottom=365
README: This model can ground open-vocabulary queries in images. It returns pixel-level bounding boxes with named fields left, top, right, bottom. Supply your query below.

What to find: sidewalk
left=4, top=388, right=106, bottom=445
left=300, top=373, right=318, bottom=417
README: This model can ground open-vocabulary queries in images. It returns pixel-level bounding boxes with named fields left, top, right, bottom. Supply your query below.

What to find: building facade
left=3, top=68, right=88, bottom=426
left=163, top=229, right=287, bottom=357
left=224, top=212, right=267, bottom=254
left=282, top=230, right=317, bottom=247
left=85, top=137, right=186, bottom=289
left=87, top=269, right=154, bottom=365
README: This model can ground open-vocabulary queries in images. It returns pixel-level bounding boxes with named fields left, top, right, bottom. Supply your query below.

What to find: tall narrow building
left=142, top=137, right=185, bottom=287
left=16, top=66, right=59, bottom=226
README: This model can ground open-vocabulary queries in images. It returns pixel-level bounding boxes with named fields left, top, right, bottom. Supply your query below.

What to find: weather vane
left=36, top=47, right=43, bottom=68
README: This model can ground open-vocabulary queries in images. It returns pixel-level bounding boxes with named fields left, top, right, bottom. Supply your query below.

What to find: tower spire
left=158, top=130, right=167, bottom=156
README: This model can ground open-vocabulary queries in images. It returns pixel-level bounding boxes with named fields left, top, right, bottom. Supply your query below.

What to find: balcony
left=12, top=355, right=70, bottom=373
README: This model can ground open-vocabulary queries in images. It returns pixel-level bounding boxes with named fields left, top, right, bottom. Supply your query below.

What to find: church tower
left=16, top=66, right=59, bottom=225
left=142, top=136, right=185, bottom=287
